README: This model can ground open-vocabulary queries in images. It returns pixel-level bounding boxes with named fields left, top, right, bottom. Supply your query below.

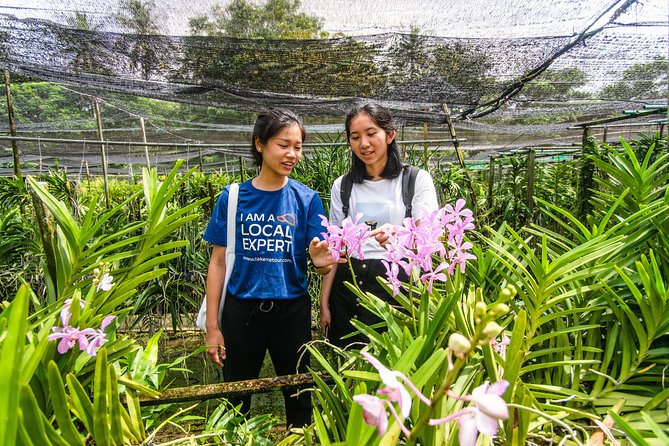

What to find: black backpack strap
left=402, top=165, right=420, bottom=218
left=340, top=173, right=354, bottom=218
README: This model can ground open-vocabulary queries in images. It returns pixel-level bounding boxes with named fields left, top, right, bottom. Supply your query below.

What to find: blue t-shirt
left=204, top=179, right=326, bottom=300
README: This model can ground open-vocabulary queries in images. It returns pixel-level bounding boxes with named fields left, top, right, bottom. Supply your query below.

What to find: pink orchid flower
left=319, top=213, right=371, bottom=260
left=361, top=351, right=432, bottom=419
left=48, top=326, right=96, bottom=354
left=419, top=261, right=448, bottom=294
left=353, top=394, right=389, bottom=435
left=60, top=298, right=85, bottom=326
left=429, top=380, right=510, bottom=446
left=442, top=198, right=473, bottom=224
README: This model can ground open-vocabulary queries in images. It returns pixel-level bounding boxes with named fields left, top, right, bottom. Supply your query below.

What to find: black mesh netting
left=1, top=0, right=666, bottom=122
left=0, top=0, right=666, bottom=175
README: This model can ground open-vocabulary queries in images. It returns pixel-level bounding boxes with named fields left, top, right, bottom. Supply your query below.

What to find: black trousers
left=328, top=257, right=409, bottom=348
left=221, top=294, right=312, bottom=428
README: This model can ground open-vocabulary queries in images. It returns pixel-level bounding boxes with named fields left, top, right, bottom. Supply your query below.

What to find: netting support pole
left=94, top=97, right=111, bottom=208
left=422, top=122, right=429, bottom=165
left=487, top=155, right=495, bottom=211
left=526, top=148, right=535, bottom=223
left=442, top=103, right=478, bottom=217
left=3, top=69, right=22, bottom=182
left=238, top=156, right=245, bottom=182
left=140, top=117, right=151, bottom=169
left=602, top=126, right=608, bottom=144
left=659, top=124, right=665, bottom=139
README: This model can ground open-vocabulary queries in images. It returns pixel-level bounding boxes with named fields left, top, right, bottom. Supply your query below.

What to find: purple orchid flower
left=60, top=298, right=85, bottom=326
left=419, top=262, right=449, bottom=294
left=429, top=380, right=510, bottom=446
left=319, top=213, right=371, bottom=260
left=353, top=394, right=389, bottom=435
left=48, top=326, right=96, bottom=354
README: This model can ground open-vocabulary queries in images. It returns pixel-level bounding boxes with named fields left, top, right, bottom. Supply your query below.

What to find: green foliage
left=294, top=135, right=669, bottom=446
left=521, top=68, right=590, bottom=100
left=190, top=0, right=323, bottom=39
left=600, top=56, right=668, bottom=100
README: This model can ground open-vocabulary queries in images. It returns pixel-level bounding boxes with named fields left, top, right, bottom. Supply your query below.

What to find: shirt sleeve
left=203, top=185, right=230, bottom=246
left=411, top=169, right=439, bottom=219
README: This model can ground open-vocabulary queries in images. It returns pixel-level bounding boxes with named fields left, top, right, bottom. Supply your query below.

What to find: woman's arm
left=205, top=244, right=227, bottom=367
left=319, top=263, right=338, bottom=336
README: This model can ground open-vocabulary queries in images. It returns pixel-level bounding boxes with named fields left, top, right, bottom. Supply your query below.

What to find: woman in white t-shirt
left=320, top=102, right=439, bottom=348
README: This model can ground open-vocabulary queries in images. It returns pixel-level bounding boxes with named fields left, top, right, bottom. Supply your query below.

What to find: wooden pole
left=602, top=126, right=608, bottom=144
left=526, top=148, right=536, bottom=222
left=3, top=69, right=22, bottom=181
left=139, top=372, right=329, bottom=406
left=140, top=116, right=151, bottom=169
left=238, top=156, right=245, bottom=182
left=442, top=103, right=478, bottom=217
left=94, top=97, right=110, bottom=208
left=487, top=155, right=495, bottom=211
left=422, top=122, right=429, bottom=166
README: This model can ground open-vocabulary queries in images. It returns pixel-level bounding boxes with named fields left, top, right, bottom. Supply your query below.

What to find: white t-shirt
left=329, top=168, right=439, bottom=259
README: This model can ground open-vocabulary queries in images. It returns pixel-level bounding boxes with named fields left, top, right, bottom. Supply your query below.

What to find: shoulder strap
left=340, top=173, right=354, bottom=218
left=220, top=183, right=238, bottom=312
left=402, top=165, right=419, bottom=218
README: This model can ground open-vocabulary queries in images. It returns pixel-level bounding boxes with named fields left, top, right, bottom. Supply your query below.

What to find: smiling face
left=256, top=123, right=303, bottom=179
left=348, top=112, right=396, bottom=178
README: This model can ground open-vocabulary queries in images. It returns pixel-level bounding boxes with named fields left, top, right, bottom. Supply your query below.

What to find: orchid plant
left=314, top=199, right=516, bottom=444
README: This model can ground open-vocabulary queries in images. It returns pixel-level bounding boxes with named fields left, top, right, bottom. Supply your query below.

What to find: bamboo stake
left=3, top=69, right=22, bottom=181
left=487, top=155, right=495, bottom=211
left=422, top=122, right=429, bottom=165
left=442, top=103, right=478, bottom=217
left=93, top=97, right=110, bottom=208
left=526, top=148, right=535, bottom=222
left=139, top=116, right=151, bottom=168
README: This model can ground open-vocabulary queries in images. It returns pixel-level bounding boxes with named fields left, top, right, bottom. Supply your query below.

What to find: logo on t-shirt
left=240, top=212, right=294, bottom=254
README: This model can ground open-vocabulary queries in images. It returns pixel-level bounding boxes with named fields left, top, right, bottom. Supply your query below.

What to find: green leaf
left=92, top=348, right=111, bottom=446
left=608, top=411, right=651, bottom=446
left=0, top=284, right=30, bottom=446
left=47, top=362, right=84, bottom=446
left=66, top=374, right=94, bottom=434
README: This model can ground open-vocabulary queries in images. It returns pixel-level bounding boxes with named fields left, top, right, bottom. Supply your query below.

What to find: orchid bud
left=474, top=302, right=487, bottom=320
left=499, top=284, right=517, bottom=300
left=489, top=303, right=510, bottom=317
left=448, top=333, right=471, bottom=357
left=482, top=322, right=503, bottom=341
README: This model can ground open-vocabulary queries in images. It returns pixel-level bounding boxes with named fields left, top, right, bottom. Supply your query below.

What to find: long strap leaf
left=0, top=284, right=30, bottom=446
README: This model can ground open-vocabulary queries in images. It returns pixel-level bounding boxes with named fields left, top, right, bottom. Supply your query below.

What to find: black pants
left=221, top=294, right=311, bottom=428
left=328, top=258, right=408, bottom=348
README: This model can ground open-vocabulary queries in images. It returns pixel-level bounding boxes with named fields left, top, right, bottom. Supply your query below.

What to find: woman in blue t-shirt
left=203, top=107, right=340, bottom=428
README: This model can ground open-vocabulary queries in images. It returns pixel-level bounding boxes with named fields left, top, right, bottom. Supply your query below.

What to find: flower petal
left=457, top=411, right=479, bottom=446
left=475, top=410, right=500, bottom=436
left=476, top=394, right=509, bottom=420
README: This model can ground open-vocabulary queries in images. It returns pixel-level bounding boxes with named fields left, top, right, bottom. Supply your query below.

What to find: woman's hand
left=309, top=237, right=346, bottom=271
left=371, top=223, right=394, bottom=248
left=205, top=329, right=226, bottom=367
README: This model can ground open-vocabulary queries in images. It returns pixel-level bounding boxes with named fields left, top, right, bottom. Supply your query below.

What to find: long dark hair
left=250, top=107, right=306, bottom=167
left=345, top=102, right=403, bottom=183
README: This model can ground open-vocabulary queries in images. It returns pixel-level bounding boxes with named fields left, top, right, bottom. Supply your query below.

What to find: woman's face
left=256, top=124, right=303, bottom=178
left=348, top=113, right=395, bottom=177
